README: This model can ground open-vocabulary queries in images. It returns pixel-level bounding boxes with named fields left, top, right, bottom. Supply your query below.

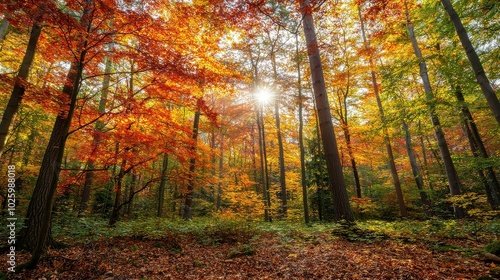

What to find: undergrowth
left=41, top=215, right=500, bottom=249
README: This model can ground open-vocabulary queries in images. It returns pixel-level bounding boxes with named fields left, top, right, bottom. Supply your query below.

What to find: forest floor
left=2, top=218, right=499, bottom=279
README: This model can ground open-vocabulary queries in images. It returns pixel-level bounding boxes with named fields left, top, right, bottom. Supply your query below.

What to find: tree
left=404, top=0, right=464, bottom=218
left=357, top=4, right=408, bottom=217
left=0, top=6, right=44, bottom=155
left=19, top=0, right=94, bottom=268
left=183, top=101, right=201, bottom=220
left=299, top=0, right=354, bottom=222
left=440, top=0, right=500, bottom=126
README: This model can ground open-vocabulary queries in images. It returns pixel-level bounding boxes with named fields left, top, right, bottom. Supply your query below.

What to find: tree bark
left=455, top=87, right=500, bottom=208
left=296, top=32, right=309, bottom=224
left=260, top=106, right=272, bottom=222
left=183, top=104, right=201, bottom=220
left=0, top=15, right=43, bottom=154
left=157, top=153, right=169, bottom=217
left=300, top=0, right=354, bottom=222
left=358, top=6, right=408, bottom=217
left=402, top=120, right=432, bottom=216
left=440, top=0, right=500, bottom=126
left=270, top=49, right=287, bottom=218
left=19, top=1, right=94, bottom=268
left=405, top=2, right=464, bottom=218
left=109, top=159, right=126, bottom=226
left=256, top=107, right=270, bottom=222
left=78, top=49, right=112, bottom=216
left=216, top=133, right=224, bottom=211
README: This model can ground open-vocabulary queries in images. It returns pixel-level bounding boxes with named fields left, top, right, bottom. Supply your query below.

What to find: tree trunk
left=405, top=2, right=464, bottom=218
left=19, top=2, right=93, bottom=268
left=183, top=105, right=201, bottom=220
left=256, top=107, right=270, bottom=222
left=157, top=153, right=169, bottom=217
left=418, top=121, right=434, bottom=191
left=402, top=120, right=432, bottom=216
left=78, top=50, right=112, bottom=216
left=300, top=0, right=354, bottom=222
left=0, top=16, right=42, bottom=154
left=270, top=50, right=287, bottom=218
left=341, top=121, right=362, bottom=198
left=455, top=87, right=500, bottom=208
left=260, top=107, right=272, bottom=222
left=109, top=159, right=126, bottom=226
left=296, top=32, right=309, bottom=224
left=216, top=133, right=224, bottom=211
left=358, top=6, right=408, bottom=217
left=440, top=0, right=500, bottom=126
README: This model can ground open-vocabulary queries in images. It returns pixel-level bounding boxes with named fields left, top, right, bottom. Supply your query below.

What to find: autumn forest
left=1, top=0, right=499, bottom=278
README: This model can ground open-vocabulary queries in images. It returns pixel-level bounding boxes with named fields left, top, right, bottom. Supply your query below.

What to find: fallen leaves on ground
left=5, top=233, right=491, bottom=279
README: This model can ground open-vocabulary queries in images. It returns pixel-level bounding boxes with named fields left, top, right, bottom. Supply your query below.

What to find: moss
left=484, top=240, right=500, bottom=255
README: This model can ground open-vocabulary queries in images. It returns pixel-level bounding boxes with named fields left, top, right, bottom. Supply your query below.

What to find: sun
left=256, top=88, right=273, bottom=105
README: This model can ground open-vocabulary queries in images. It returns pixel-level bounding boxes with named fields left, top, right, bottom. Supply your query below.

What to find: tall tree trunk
left=341, top=120, right=362, bottom=198
left=183, top=104, right=201, bottom=220
left=0, top=14, right=43, bottom=154
left=109, top=158, right=126, bottom=226
left=405, top=2, right=464, bottom=218
left=260, top=107, right=272, bottom=222
left=440, top=0, right=500, bottom=125
left=19, top=1, right=94, bottom=268
left=270, top=50, right=287, bottom=218
left=216, top=133, right=224, bottom=211
left=256, top=108, right=270, bottom=222
left=312, top=101, right=325, bottom=221
left=126, top=173, right=136, bottom=215
left=157, top=153, right=169, bottom=217
left=455, top=87, right=500, bottom=208
left=78, top=48, right=112, bottom=216
left=358, top=6, right=408, bottom=217
left=418, top=121, right=434, bottom=191
left=402, top=120, right=432, bottom=216
left=300, top=0, right=354, bottom=222
left=251, top=124, right=259, bottom=193
left=296, top=32, right=309, bottom=224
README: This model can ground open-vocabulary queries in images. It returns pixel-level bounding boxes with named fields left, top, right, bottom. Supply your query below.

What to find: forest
left=0, top=0, right=499, bottom=279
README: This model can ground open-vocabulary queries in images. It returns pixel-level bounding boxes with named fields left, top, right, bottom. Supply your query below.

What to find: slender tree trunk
left=78, top=49, right=112, bottom=216
left=440, top=0, right=500, bottom=125
left=418, top=121, right=434, bottom=191
left=300, top=0, right=354, bottom=222
left=312, top=101, right=325, bottom=221
left=455, top=87, right=500, bottom=208
left=126, top=174, right=136, bottom=215
left=260, top=107, right=272, bottom=222
left=341, top=122, right=362, bottom=198
left=0, top=15, right=43, bottom=154
left=358, top=6, right=408, bottom=217
left=19, top=2, right=94, bottom=268
left=270, top=51, right=287, bottom=218
left=402, top=120, right=432, bottom=216
left=251, top=124, right=259, bottom=193
left=183, top=104, right=201, bottom=220
left=109, top=159, right=126, bottom=226
left=296, top=32, right=309, bottom=224
left=256, top=108, right=270, bottom=222
left=405, top=2, right=464, bottom=218
left=216, top=133, right=224, bottom=211
left=157, top=153, right=169, bottom=217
